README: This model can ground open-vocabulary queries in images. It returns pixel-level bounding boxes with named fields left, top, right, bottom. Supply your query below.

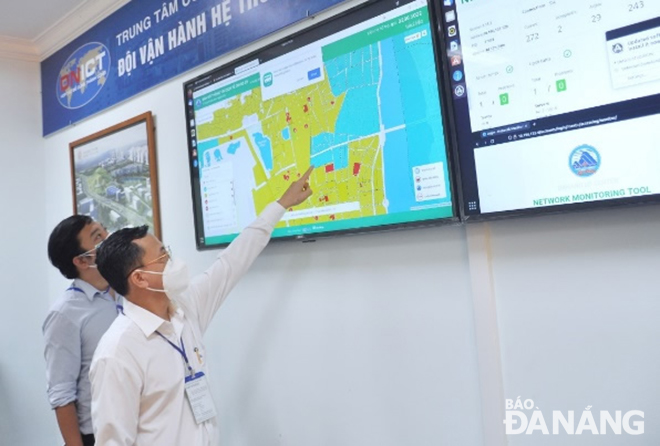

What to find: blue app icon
left=453, top=70, right=464, bottom=82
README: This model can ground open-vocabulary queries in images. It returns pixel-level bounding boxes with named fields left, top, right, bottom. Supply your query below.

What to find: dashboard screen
left=184, top=0, right=456, bottom=248
left=439, top=0, right=660, bottom=218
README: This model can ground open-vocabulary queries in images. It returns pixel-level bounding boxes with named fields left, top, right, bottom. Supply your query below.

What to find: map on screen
left=185, top=0, right=454, bottom=247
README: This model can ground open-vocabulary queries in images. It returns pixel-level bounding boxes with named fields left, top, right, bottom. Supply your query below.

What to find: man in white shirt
left=90, top=167, right=313, bottom=446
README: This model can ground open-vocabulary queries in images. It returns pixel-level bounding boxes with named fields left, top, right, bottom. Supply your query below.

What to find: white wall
left=0, top=58, right=59, bottom=443
left=491, top=205, right=660, bottom=445
left=210, top=227, right=484, bottom=446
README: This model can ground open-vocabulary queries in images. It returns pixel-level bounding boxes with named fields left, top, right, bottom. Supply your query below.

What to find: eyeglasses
left=77, top=241, right=104, bottom=259
left=126, top=245, right=172, bottom=278
left=144, top=246, right=172, bottom=267
left=77, top=230, right=113, bottom=259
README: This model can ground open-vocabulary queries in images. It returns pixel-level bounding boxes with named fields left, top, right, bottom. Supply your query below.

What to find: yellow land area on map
left=197, top=70, right=386, bottom=228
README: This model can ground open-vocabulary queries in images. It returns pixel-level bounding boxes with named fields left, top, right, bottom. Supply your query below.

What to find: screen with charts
left=438, top=0, right=660, bottom=218
left=184, top=0, right=455, bottom=248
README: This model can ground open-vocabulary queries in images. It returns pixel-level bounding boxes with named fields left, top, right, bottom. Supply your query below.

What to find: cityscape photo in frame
left=69, top=112, right=161, bottom=238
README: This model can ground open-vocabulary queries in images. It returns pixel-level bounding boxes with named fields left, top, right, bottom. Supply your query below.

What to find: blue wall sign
left=41, top=0, right=345, bottom=136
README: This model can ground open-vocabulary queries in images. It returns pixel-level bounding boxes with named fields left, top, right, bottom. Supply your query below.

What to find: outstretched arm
left=188, top=166, right=315, bottom=333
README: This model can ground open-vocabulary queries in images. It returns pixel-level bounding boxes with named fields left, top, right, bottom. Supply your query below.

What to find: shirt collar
left=122, top=299, right=185, bottom=338
left=72, top=279, right=109, bottom=302
left=123, top=299, right=167, bottom=337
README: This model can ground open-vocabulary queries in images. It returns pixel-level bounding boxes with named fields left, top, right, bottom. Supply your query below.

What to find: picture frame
left=69, top=111, right=161, bottom=238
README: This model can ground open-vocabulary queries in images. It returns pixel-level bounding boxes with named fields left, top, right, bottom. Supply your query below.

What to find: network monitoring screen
left=440, top=0, right=660, bottom=217
left=185, top=0, right=455, bottom=248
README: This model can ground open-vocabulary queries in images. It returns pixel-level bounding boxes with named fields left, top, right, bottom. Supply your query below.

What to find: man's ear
left=129, top=270, right=150, bottom=291
left=72, top=255, right=87, bottom=271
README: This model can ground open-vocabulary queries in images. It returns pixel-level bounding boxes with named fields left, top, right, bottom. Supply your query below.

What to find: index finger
left=299, top=165, right=314, bottom=182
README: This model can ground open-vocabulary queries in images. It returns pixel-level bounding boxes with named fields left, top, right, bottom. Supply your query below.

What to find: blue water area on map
left=399, top=27, right=451, bottom=202
left=334, top=86, right=380, bottom=139
left=382, top=129, right=413, bottom=213
left=381, top=26, right=452, bottom=211
left=253, top=132, right=273, bottom=171
left=311, top=132, right=348, bottom=154
left=325, top=44, right=381, bottom=139
left=394, top=27, right=444, bottom=160
left=198, top=139, right=219, bottom=154
left=315, top=25, right=451, bottom=211
left=282, top=127, right=291, bottom=141
left=310, top=132, right=349, bottom=169
left=310, top=144, right=349, bottom=170
left=227, top=142, right=241, bottom=155
left=325, top=54, right=348, bottom=96
left=380, top=39, right=405, bottom=130
left=213, top=149, right=222, bottom=162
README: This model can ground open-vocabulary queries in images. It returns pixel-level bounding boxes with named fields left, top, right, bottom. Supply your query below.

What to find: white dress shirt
left=90, top=202, right=285, bottom=446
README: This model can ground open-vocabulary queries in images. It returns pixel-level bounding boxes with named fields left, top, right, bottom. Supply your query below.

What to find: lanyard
left=67, top=286, right=123, bottom=315
left=156, top=332, right=194, bottom=377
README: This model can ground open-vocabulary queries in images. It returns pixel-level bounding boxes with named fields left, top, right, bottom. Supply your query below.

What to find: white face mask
left=138, top=257, right=190, bottom=296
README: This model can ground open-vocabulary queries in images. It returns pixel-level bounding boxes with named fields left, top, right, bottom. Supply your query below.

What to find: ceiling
left=0, top=0, right=127, bottom=61
left=0, top=0, right=85, bottom=40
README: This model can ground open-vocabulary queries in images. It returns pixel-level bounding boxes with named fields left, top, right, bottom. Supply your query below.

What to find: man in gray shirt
left=43, top=215, right=122, bottom=446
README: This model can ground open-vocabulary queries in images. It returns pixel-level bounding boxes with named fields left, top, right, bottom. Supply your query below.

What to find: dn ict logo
left=57, top=42, right=110, bottom=109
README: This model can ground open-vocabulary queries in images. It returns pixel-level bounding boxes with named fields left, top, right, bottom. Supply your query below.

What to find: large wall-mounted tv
left=438, top=0, right=660, bottom=219
left=183, top=0, right=456, bottom=249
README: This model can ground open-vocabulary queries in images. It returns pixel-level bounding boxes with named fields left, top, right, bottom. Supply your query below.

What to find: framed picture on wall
left=69, top=111, right=161, bottom=238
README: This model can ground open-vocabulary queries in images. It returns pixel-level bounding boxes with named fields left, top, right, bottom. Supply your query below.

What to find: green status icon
left=500, top=93, right=510, bottom=105
left=556, top=79, right=567, bottom=92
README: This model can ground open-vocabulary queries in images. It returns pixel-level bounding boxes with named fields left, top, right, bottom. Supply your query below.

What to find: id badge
left=184, top=371, right=217, bottom=424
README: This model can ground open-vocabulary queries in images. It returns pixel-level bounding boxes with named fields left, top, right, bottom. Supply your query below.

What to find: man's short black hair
left=48, top=215, right=94, bottom=279
left=96, top=226, right=150, bottom=296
